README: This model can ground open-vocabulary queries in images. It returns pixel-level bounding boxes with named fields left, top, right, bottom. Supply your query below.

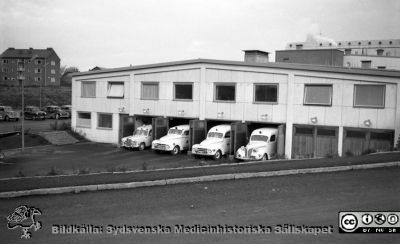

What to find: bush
left=47, top=167, right=58, bottom=176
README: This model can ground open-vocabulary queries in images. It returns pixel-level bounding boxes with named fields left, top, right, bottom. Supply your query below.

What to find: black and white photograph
left=0, top=0, right=400, bottom=243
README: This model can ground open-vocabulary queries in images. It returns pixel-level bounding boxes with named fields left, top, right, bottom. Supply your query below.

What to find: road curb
left=0, top=161, right=399, bottom=198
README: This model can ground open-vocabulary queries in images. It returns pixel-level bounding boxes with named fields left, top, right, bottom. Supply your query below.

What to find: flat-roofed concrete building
left=71, top=51, right=400, bottom=159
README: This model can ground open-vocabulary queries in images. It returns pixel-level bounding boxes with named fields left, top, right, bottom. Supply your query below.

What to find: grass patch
left=15, top=169, right=25, bottom=178
left=0, top=133, right=50, bottom=150
left=47, top=167, right=59, bottom=176
left=78, top=168, right=90, bottom=175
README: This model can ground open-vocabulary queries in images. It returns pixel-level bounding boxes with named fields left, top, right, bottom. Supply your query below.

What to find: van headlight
left=207, top=149, right=212, bottom=154
left=166, top=145, right=170, bottom=150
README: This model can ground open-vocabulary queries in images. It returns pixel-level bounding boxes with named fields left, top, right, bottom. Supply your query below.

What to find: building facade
left=0, top=47, right=61, bottom=86
left=284, top=39, right=400, bottom=70
left=71, top=54, right=400, bottom=159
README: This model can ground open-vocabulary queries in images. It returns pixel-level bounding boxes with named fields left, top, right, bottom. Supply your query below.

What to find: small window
left=304, top=85, right=332, bottom=106
left=107, top=82, right=124, bottom=98
left=317, top=128, right=336, bottom=137
left=34, top=77, right=41, bottom=82
left=4, top=76, right=8, bottom=80
left=377, top=66, right=386, bottom=70
left=2, top=59, right=9, bottom=64
left=370, top=132, right=392, bottom=141
left=35, top=59, right=42, bottom=65
left=224, top=131, right=231, bottom=138
left=50, top=77, right=55, bottom=82
left=254, top=84, right=278, bottom=103
left=344, top=49, right=352, bottom=55
left=51, top=61, right=55, bottom=66
left=378, top=41, right=382, bottom=45
left=296, top=127, right=313, bottom=135
left=98, top=113, right=112, bottom=129
left=295, top=44, right=303, bottom=50
left=141, top=82, right=159, bottom=100
left=35, top=68, right=41, bottom=73
left=184, top=130, right=189, bottom=136
left=270, top=135, right=276, bottom=142
left=389, top=41, right=393, bottom=45
left=354, top=85, right=385, bottom=108
left=81, top=81, right=96, bottom=98
left=215, top=83, right=236, bottom=102
left=346, top=130, right=365, bottom=138
left=77, top=112, right=91, bottom=127
left=348, top=42, right=351, bottom=46
left=174, top=83, right=193, bottom=100
left=51, top=69, right=55, bottom=74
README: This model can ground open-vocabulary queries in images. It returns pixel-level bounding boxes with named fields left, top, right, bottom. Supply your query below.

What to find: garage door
left=292, top=125, right=338, bottom=159
left=343, top=128, right=394, bottom=156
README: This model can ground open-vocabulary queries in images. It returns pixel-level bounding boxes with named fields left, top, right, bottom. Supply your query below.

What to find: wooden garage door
left=293, top=127, right=314, bottom=158
left=293, top=126, right=338, bottom=158
left=343, top=129, right=394, bottom=156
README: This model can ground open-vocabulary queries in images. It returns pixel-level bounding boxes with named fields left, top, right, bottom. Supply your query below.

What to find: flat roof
left=72, top=58, right=400, bottom=78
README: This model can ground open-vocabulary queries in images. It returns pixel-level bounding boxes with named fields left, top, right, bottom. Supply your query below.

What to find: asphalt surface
left=1, top=147, right=399, bottom=193
left=0, top=167, right=399, bottom=244
left=0, top=119, right=70, bottom=133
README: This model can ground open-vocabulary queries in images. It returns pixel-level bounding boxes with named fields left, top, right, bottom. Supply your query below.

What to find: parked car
left=60, top=105, right=71, bottom=118
left=24, top=106, right=46, bottom=120
left=192, top=124, right=231, bottom=160
left=0, top=106, right=20, bottom=121
left=235, top=128, right=278, bottom=161
left=151, top=125, right=190, bottom=155
left=43, top=105, right=69, bottom=119
left=120, top=125, right=153, bottom=150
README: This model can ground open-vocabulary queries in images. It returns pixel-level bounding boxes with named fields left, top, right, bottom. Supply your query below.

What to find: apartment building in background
left=0, top=47, right=61, bottom=86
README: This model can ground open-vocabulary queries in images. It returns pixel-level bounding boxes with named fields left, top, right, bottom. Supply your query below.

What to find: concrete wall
left=72, top=73, right=131, bottom=144
left=344, top=55, right=400, bottom=70
left=276, top=49, right=344, bottom=67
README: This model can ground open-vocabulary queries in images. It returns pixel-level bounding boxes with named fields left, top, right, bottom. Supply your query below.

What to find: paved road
left=0, top=119, right=70, bottom=133
left=0, top=167, right=399, bottom=243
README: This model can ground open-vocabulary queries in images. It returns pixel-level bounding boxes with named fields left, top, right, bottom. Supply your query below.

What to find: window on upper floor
left=35, top=68, right=41, bottom=73
left=2, top=59, right=9, bottom=64
left=51, top=61, right=55, bottom=66
left=377, top=66, right=386, bottom=69
left=174, top=83, right=193, bottom=100
left=2, top=68, right=9, bottom=72
left=35, top=59, right=42, bottom=65
left=107, top=82, right=124, bottom=98
left=215, top=83, right=236, bottom=102
left=34, top=77, right=41, bottom=82
left=98, top=113, right=113, bottom=129
left=141, top=82, right=159, bottom=100
left=376, top=49, right=384, bottom=56
left=51, top=69, right=55, bottom=74
left=50, top=77, right=55, bottom=82
left=354, top=84, right=385, bottom=108
left=254, top=84, right=278, bottom=103
left=77, top=112, right=91, bottom=127
left=303, top=84, right=332, bottom=106
left=81, top=81, right=96, bottom=98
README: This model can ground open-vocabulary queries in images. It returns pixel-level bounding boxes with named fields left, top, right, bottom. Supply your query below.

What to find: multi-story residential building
left=0, top=47, right=61, bottom=86
left=282, top=38, right=400, bottom=70
left=71, top=50, right=400, bottom=159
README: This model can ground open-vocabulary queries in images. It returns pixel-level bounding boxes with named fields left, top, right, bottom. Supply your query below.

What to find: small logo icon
left=374, top=213, right=386, bottom=225
left=387, top=214, right=399, bottom=225
left=6, top=205, right=42, bottom=239
left=362, top=214, right=373, bottom=225
left=341, top=214, right=358, bottom=232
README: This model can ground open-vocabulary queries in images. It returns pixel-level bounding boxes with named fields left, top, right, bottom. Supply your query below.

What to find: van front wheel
left=261, top=154, right=268, bottom=161
left=171, top=146, right=180, bottom=155
left=213, top=150, right=222, bottom=160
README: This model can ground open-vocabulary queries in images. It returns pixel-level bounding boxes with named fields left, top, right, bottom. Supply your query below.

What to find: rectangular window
left=107, top=82, right=124, bottom=98
left=4, top=76, right=8, bottom=80
left=141, top=82, right=159, bottom=100
left=295, top=127, right=313, bottom=135
left=2, top=59, right=9, bottom=64
left=35, top=59, right=42, bottom=65
left=304, top=85, right=332, bottom=106
left=34, top=77, right=41, bottom=82
left=2, top=68, right=8, bottom=72
left=254, top=84, right=278, bottom=103
left=174, top=83, right=193, bottom=100
left=346, top=130, right=365, bottom=138
left=361, top=60, right=372, bottom=69
left=354, top=84, right=385, bottom=108
left=35, top=68, right=41, bottom=73
left=317, top=128, right=336, bottom=137
left=51, top=61, right=55, bottom=66
left=77, top=112, right=91, bottom=127
left=98, top=113, right=112, bottom=129
left=51, top=69, right=55, bottom=74
left=50, top=77, right=55, bottom=82
left=215, top=83, right=236, bottom=102
left=81, top=81, right=96, bottom=98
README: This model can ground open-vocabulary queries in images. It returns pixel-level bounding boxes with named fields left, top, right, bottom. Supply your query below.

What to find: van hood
left=159, top=134, right=182, bottom=141
left=200, top=138, right=223, bottom=146
left=246, top=141, right=267, bottom=149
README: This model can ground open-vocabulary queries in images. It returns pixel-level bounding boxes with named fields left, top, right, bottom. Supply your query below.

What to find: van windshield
left=4, top=106, right=12, bottom=111
left=133, top=129, right=148, bottom=136
left=207, top=132, right=223, bottom=139
left=168, top=129, right=183, bottom=135
left=250, top=135, right=269, bottom=142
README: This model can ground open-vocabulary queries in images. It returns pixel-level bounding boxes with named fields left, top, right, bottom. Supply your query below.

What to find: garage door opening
left=343, top=128, right=394, bottom=156
left=246, top=122, right=285, bottom=158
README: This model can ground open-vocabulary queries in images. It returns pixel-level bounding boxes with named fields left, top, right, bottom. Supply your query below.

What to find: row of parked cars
left=0, top=105, right=71, bottom=121
left=121, top=124, right=278, bottom=161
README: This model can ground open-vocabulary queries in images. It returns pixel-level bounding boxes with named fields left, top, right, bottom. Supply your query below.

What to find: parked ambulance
left=120, top=125, right=153, bottom=150
left=191, top=124, right=231, bottom=160
left=235, top=128, right=278, bottom=161
left=151, top=125, right=190, bottom=155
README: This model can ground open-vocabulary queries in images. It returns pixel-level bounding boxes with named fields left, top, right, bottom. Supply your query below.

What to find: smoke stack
left=243, top=50, right=269, bottom=64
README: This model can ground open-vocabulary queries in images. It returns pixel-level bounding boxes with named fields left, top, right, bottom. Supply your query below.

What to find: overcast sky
left=1, top=0, right=399, bottom=71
